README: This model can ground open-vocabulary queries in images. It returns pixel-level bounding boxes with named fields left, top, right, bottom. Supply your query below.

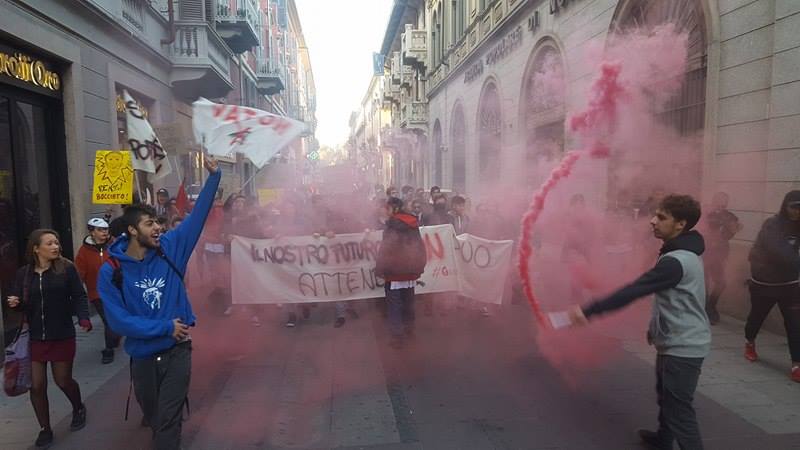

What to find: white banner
left=230, top=225, right=513, bottom=304
left=124, top=90, right=172, bottom=180
left=192, top=98, right=307, bottom=168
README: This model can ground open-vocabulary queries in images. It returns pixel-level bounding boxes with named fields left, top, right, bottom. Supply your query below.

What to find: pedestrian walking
left=75, top=217, right=121, bottom=364
left=743, top=190, right=800, bottom=383
left=375, top=197, right=427, bottom=348
left=701, top=192, right=741, bottom=324
left=449, top=195, right=470, bottom=235
left=7, top=229, right=92, bottom=449
left=568, top=194, right=710, bottom=450
left=97, top=156, right=220, bottom=450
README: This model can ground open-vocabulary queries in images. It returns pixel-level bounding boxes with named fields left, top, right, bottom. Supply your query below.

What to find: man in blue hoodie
left=97, top=156, right=220, bottom=450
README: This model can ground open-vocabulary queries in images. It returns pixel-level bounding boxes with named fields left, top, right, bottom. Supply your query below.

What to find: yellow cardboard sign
left=257, top=188, right=282, bottom=207
left=92, top=150, right=134, bottom=204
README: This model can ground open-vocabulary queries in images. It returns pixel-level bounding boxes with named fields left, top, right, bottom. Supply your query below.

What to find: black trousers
left=132, top=341, right=192, bottom=450
left=655, top=354, right=704, bottom=450
left=745, top=282, right=800, bottom=361
left=385, top=285, right=415, bottom=337
left=93, top=299, right=121, bottom=350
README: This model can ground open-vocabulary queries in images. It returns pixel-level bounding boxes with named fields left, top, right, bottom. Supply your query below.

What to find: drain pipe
left=161, top=0, right=176, bottom=45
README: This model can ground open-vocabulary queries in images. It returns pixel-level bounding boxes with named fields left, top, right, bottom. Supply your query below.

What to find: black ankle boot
left=35, top=428, right=53, bottom=448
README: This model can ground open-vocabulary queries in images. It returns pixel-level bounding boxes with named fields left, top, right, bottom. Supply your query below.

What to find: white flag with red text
left=192, top=98, right=307, bottom=168
left=124, top=90, right=172, bottom=181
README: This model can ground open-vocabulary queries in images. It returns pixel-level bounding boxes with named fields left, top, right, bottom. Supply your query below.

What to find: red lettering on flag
left=212, top=104, right=227, bottom=118
left=424, top=233, right=444, bottom=260
left=223, top=106, right=239, bottom=123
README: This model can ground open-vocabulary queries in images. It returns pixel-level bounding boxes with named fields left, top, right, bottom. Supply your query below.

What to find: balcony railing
left=216, top=0, right=261, bottom=53
left=399, top=64, right=415, bottom=88
left=401, top=24, right=427, bottom=69
left=256, top=58, right=286, bottom=95
left=400, top=101, right=427, bottom=129
left=382, top=75, right=399, bottom=103
left=168, top=22, right=234, bottom=99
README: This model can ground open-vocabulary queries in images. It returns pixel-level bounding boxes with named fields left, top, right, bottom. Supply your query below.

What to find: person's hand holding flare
left=568, top=305, right=589, bottom=327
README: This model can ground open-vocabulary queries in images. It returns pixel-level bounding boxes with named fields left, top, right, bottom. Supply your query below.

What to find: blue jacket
left=97, top=171, right=221, bottom=359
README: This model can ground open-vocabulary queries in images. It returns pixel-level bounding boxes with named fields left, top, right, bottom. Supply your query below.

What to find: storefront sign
left=464, top=26, right=523, bottom=84
left=464, top=60, right=484, bottom=83
left=550, top=0, right=583, bottom=14
left=485, top=26, right=523, bottom=66
left=0, top=51, right=60, bottom=91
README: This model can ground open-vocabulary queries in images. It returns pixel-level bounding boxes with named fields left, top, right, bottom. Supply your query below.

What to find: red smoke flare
left=518, top=62, right=626, bottom=327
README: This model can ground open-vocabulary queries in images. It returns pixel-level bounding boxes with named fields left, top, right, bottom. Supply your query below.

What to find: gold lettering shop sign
left=0, top=51, right=60, bottom=91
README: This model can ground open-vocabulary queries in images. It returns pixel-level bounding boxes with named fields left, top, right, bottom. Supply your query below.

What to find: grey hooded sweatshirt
left=582, top=230, right=711, bottom=358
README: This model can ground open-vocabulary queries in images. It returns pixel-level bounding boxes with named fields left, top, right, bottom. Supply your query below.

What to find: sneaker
left=637, top=429, right=662, bottom=449
left=222, top=306, right=233, bottom=316
left=301, top=306, right=311, bottom=320
left=35, top=428, right=53, bottom=448
left=70, top=405, right=87, bottom=431
left=334, top=317, right=346, bottom=328
left=745, top=342, right=758, bottom=362
left=286, top=313, right=297, bottom=328
left=792, top=366, right=800, bottom=383
left=481, top=306, right=490, bottom=317
left=101, top=349, right=114, bottom=364
left=250, top=315, right=261, bottom=327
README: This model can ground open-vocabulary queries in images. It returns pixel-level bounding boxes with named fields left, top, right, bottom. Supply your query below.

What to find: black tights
left=29, top=361, right=83, bottom=430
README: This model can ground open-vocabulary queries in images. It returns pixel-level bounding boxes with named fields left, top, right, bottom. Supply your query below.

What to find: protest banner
left=124, top=90, right=172, bottom=180
left=455, top=233, right=513, bottom=304
left=192, top=98, right=307, bottom=168
left=230, top=225, right=513, bottom=304
left=92, top=150, right=134, bottom=204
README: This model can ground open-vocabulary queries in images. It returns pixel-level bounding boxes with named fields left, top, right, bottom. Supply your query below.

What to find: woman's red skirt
left=30, top=338, right=76, bottom=362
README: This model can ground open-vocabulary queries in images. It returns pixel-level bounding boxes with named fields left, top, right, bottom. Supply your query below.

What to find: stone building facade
left=363, top=0, right=799, bottom=322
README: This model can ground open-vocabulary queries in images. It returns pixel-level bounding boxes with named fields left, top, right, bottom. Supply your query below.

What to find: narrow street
left=3, top=294, right=798, bottom=450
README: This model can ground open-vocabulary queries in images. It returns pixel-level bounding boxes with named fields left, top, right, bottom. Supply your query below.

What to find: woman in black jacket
left=744, top=190, right=800, bottom=383
left=6, top=229, right=92, bottom=448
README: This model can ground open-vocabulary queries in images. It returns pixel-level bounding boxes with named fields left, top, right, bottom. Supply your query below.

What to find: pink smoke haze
left=515, top=25, right=697, bottom=385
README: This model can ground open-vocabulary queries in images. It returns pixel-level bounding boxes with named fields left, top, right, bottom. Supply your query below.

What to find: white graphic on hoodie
left=134, top=278, right=166, bottom=310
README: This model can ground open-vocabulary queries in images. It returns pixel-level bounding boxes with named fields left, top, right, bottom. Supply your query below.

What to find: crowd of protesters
left=4, top=164, right=799, bottom=449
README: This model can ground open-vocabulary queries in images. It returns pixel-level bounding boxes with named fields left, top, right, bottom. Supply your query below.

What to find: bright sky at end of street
left=294, top=0, right=394, bottom=149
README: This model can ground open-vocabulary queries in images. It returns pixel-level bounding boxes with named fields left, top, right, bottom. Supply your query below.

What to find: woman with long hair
left=6, top=229, right=92, bottom=448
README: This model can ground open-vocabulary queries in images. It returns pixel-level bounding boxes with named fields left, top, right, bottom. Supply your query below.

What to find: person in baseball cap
left=75, top=216, right=120, bottom=363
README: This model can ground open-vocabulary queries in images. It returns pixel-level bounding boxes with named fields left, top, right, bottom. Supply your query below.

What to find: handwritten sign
left=230, top=225, right=513, bottom=304
left=92, top=150, right=134, bottom=204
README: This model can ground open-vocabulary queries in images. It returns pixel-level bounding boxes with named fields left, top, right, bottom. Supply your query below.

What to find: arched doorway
left=521, top=42, right=566, bottom=188
left=609, top=0, right=708, bottom=204
left=478, top=81, right=502, bottom=179
left=451, top=104, right=466, bottom=193
left=432, top=119, right=443, bottom=186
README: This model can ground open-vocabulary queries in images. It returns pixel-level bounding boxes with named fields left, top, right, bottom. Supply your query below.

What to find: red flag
left=175, top=178, right=189, bottom=215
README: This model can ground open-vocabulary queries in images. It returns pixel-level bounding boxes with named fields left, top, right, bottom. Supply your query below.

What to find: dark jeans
left=385, top=285, right=415, bottom=337
left=704, top=258, right=727, bottom=315
left=745, top=282, right=800, bottom=361
left=132, top=341, right=192, bottom=450
left=93, top=299, right=121, bottom=350
left=655, top=354, right=704, bottom=450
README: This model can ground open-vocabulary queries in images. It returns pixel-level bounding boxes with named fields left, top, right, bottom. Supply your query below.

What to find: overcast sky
left=294, top=0, right=394, bottom=148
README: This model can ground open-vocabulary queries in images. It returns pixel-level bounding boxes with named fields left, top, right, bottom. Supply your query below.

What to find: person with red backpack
left=375, top=197, right=427, bottom=349
left=97, top=156, right=220, bottom=450
left=75, top=217, right=121, bottom=364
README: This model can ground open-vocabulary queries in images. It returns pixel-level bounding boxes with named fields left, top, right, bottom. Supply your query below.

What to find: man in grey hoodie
left=569, top=194, right=709, bottom=450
